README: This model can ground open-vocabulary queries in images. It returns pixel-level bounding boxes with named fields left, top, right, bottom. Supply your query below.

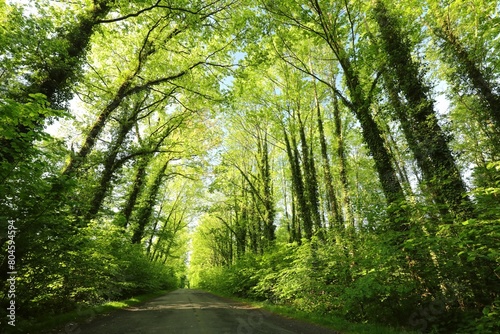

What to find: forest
left=0, top=0, right=499, bottom=333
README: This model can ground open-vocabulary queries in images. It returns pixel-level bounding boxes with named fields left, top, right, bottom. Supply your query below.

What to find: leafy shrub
left=6, top=220, right=179, bottom=320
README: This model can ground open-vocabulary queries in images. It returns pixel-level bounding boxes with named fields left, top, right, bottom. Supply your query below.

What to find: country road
left=55, top=289, right=340, bottom=334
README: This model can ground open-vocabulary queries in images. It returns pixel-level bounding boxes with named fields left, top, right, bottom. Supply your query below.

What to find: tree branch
left=97, top=0, right=163, bottom=24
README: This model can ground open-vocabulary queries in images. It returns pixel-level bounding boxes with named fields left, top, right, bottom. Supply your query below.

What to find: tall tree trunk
left=383, top=123, right=414, bottom=197
left=154, top=209, right=186, bottom=264
left=374, top=1, right=475, bottom=220
left=291, top=194, right=301, bottom=242
left=313, top=82, right=343, bottom=231
left=297, top=108, right=323, bottom=236
left=30, top=0, right=112, bottom=107
left=332, top=93, right=354, bottom=230
left=120, top=113, right=184, bottom=228
left=434, top=21, right=500, bottom=144
left=85, top=115, right=136, bottom=220
left=349, top=78, right=406, bottom=223
left=241, top=185, right=251, bottom=254
left=249, top=201, right=259, bottom=254
left=122, top=156, right=150, bottom=229
left=234, top=198, right=247, bottom=258
left=256, top=129, right=276, bottom=245
left=147, top=201, right=165, bottom=256
left=377, top=84, right=415, bottom=196
left=0, top=1, right=112, bottom=164
left=281, top=159, right=300, bottom=243
left=61, top=26, right=188, bottom=177
left=149, top=188, right=184, bottom=258
left=62, top=75, right=137, bottom=177
left=250, top=191, right=264, bottom=254
left=131, top=160, right=169, bottom=244
left=283, top=127, right=313, bottom=239
left=307, top=0, right=408, bottom=229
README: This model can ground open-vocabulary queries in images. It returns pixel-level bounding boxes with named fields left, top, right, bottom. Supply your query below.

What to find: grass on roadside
left=15, top=290, right=172, bottom=334
left=255, top=301, right=417, bottom=334
left=205, top=290, right=417, bottom=334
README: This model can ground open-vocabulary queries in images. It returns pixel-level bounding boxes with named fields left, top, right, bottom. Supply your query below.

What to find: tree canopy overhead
left=1, top=0, right=499, bottom=332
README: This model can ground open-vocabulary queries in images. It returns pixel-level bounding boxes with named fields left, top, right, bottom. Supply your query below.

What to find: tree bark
left=297, top=108, right=323, bottom=236
left=122, top=156, right=150, bottom=229
left=332, top=93, right=354, bottom=230
left=0, top=1, right=112, bottom=165
left=283, top=127, right=313, bottom=239
left=256, top=129, right=276, bottom=245
left=131, top=160, right=169, bottom=244
left=435, top=21, right=500, bottom=139
left=314, top=82, right=343, bottom=231
left=374, top=1, right=475, bottom=220
left=85, top=114, right=136, bottom=220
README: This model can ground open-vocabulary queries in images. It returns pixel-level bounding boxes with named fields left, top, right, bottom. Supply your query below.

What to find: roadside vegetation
left=1, top=0, right=498, bottom=333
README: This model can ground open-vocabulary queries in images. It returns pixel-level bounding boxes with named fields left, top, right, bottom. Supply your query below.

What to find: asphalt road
left=58, top=289, right=340, bottom=334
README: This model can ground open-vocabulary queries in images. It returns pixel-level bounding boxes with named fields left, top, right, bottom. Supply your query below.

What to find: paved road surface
left=58, top=289, right=340, bottom=334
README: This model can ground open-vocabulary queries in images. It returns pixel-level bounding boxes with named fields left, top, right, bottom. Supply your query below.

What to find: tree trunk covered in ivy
left=256, top=129, right=276, bottom=245
left=332, top=92, right=353, bottom=231
left=315, top=83, right=343, bottom=231
left=0, top=1, right=112, bottom=165
left=297, top=108, right=323, bottom=236
left=283, top=127, right=313, bottom=239
left=374, top=0, right=475, bottom=220
left=86, top=109, right=137, bottom=220
left=433, top=21, right=500, bottom=147
left=131, top=160, right=169, bottom=244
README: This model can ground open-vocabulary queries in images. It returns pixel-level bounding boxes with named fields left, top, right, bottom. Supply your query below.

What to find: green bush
left=194, top=172, right=500, bottom=333
left=5, top=220, right=179, bottom=321
left=196, top=214, right=499, bottom=333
